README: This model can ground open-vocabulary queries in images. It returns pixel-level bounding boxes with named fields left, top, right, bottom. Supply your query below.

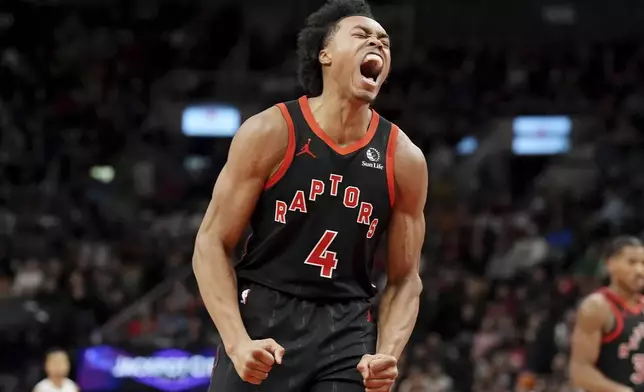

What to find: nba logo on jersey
left=240, top=289, right=250, bottom=304
left=361, top=148, right=383, bottom=170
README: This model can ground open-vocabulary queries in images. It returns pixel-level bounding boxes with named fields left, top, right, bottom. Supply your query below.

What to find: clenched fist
left=227, top=338, right=285, bottom=385
left=357, top=353, right=398, bottom=392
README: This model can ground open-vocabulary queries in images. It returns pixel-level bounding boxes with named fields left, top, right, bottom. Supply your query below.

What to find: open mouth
left=359, top=53, right=383, bottom=85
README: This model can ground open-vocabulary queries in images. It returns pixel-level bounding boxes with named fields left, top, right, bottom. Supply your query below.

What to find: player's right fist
left=227, top=338, right=285, bottom=385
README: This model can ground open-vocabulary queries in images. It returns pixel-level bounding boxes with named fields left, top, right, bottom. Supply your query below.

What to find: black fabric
left=209, top=283, right=376, bottom=391
left=237, top=96, right=395, bottom=301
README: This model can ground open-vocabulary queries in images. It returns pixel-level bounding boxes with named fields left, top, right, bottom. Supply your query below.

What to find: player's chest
left=615, top=319, right=644, bottom=358
left=265, top=162, right=390, bottom=228
left=277, top=157, right=388, bottom=205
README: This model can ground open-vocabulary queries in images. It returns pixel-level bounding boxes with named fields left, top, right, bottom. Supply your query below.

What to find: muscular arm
left=569, top=294, right=632, bottom=392
left=376, top=129, right=427, bottom=359
left=193, top=106, right=288, bottom=353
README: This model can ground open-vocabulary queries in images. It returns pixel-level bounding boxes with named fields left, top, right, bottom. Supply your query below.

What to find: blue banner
left=77, top=345, right=216, bottom=392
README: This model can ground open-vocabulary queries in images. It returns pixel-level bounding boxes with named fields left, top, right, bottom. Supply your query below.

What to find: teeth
left=363, top=53, right=383, bottom=67
left=362, top=77, right=376, bottom=85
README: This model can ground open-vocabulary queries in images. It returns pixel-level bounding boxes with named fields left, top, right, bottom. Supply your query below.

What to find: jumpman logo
left=296, top=138, right=316, bottom=158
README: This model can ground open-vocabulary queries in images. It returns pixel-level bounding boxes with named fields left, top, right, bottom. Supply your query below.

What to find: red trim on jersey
left=265, top=103, right=296, bottom=190
left=298, top=96, right=379, bottom=156
left=601, top=287, right=644, bottom=315
left=386, top=124, right=399, bottom=207
left=597, top=287, right=624, bottom=343
left=602, top=298, right=624, bottom=343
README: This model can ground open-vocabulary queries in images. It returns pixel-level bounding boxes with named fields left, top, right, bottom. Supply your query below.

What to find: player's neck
left=308, top=91, right=372, bottom=144
left=608, top=283, right=640, bottom=305
left=48, top=376, right=64, bottom=387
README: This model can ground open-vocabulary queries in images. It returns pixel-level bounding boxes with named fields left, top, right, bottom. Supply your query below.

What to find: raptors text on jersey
left=272, top=173, right=380, bottom=240
left=235, top=96, right=398, bottom=300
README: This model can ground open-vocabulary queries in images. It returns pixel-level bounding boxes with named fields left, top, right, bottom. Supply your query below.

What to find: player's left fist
left=356, top=353, right=398, bottom=392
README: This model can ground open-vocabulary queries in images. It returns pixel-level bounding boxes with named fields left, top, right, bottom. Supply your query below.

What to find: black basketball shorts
left=209, top=282, right=377, bottom=392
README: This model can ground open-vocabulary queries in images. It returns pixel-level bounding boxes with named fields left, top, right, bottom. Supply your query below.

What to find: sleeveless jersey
left=597, top=287, right=644, bottom=389
left=235, top=96, right=398, bottom=301
left=33, top=378, right=77, bottom=392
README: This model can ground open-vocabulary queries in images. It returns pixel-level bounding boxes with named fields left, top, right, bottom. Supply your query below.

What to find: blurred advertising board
left=77, top=345, right=217, bottom=392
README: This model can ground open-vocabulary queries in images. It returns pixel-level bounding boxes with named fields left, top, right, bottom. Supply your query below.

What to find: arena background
left=2, top=0, right=644, bottom=391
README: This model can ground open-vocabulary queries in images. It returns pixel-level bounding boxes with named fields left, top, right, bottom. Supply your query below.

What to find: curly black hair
left=297, top=0, right=374, bottom=96
left=603, top=235, right=643, bottom=261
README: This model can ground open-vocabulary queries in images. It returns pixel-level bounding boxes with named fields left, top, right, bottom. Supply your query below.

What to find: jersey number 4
left=304, top=230, right=339, bottom=278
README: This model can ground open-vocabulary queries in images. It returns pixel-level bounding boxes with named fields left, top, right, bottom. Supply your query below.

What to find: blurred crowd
left=2, top=0, right=644, bottom=391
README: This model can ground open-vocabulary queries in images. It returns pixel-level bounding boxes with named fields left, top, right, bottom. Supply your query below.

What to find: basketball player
left=33, top=349, right=78, bottom=392
left=569, top=236, right=644, bottom=392
left=193, top=0, right=427, bottom=391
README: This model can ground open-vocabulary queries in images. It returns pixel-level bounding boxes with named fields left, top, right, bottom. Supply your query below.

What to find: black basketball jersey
left=235, top=96, right=397, bottom=301
left=596, top=287, right=644, bottom=389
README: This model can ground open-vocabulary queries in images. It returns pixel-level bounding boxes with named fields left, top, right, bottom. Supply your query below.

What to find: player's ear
left=605, top=258, right=616, bottom=275
left=319, top=49, right=331, bottom=67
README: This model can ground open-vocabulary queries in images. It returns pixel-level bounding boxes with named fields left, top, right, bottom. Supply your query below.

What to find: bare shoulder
left=576, top=292, right=612, bottom=328
left=392, top=127, right=427, bottom=204
left=392, top=127, right=426, bottom=172
left=231, top=105, right=289, bottom=157
left=228, top=105, right=290, bottom=176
